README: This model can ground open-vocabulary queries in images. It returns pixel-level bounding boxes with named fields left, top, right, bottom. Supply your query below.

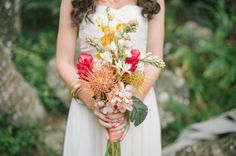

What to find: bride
left=56, top=0, right=164, bottom=155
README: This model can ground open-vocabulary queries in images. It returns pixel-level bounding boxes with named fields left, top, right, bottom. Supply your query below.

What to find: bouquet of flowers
left=76, top=7, right=165, bottom=156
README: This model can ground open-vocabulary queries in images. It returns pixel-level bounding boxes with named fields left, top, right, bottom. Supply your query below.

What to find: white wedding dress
left=63, top=5, right=162, bottom=156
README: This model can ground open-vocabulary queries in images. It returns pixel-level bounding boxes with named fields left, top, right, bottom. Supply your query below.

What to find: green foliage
left=21, top=0, right=60, bottom=31
left=14, top=32, right=66, bottom=113
left=162, top=121, right=185, bottom=146
left=163, top=0, right=236, bottom=145
left=130, top=96, right=148, bottom=126
left=170, top=0, right=236, bottom=108
left=165, top=97, right=187, bottom=115
left=0, top=114, right=38, bottom=156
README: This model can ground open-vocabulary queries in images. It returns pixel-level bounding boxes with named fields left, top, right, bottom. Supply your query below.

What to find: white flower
left=118, top=39, right=131, bottom=49
left=139, top=52, right=145, bottom=60
left=137, top=62, right=144, bottom=72
left=124, top=85, right=134, bottom=95
left=118, top=82, right=134, bottom=99
left=122, top=63, right=132, bottom=75
left=100, top=51, right=113, bottom=63
left=118, top=39, right=126, bottom=48
left=115, top=32, right=122, bottom=39
left=123, top=33, right=131, bottom=40
left=117, top=82, right=134, bottom=111
left=124, top=49, right=132, bottom=57
left=95, top=100, right=105, bottom=107
left=124, top=40, right=131, bottom=48
left=107, top=42, right=117, bottom=52
left=114, top=60, right=131, bottom=75
left=97, top=42, right=103, bottom=50
left=139, top=52, right=151, bottom=60
left=102, top=106, right=113, bottom=114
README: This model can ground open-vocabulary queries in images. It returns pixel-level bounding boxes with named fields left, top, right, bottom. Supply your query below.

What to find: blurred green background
left=0, top=0, right=235, bottom=155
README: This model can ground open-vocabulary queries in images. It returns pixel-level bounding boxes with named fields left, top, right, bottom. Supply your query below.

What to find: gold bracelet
left=69, top=80, right=82, bottom=98
left=70, top=83, right=81, bottom=95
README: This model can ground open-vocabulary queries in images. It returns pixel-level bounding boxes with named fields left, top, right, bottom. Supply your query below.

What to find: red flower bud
left=125, top=49, right=140, bottom=72
left=76, top=52, right=93, bottom=80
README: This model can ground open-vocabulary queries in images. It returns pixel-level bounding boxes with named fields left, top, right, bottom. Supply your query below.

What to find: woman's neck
left=97, top=0, right=137, bottom=9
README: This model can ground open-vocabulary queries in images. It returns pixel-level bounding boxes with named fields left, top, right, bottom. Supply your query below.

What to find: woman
left=56, top=0, right=164, bottom=155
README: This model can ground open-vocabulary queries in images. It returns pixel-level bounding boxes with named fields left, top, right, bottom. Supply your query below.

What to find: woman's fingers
left=95, top=111, right=125, bottom=124
left=108, top=113, right=125, bottom=120
left=94, top=110, right=112, bottom=122
left=98, top=119, right=118, bottom=129
left=110, top=118, right=128, bottom=132
left=120, top=123, right=130, bottom=141
left=98, top=113, right=130, bottom=141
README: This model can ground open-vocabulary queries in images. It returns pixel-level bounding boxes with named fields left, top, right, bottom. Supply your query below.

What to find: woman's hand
left=76, top=87, right=95, bottom=110
left=95, top=111, right=130, bottom=142
left=108, top=114, right=130, bottom=142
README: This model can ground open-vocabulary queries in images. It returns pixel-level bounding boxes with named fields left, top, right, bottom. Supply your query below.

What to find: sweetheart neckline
left=96, top=4, right=142, bottom=12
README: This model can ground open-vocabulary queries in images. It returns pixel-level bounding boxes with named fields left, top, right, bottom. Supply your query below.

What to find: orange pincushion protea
left=85, top=65, right=117, bottom=94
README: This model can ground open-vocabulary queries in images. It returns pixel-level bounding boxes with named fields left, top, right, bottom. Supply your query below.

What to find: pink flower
left=106, top=82, right=134, bottom=113
left=76, top=52, right=94, bottom=80
left=125, top=49, right=140, bottom=72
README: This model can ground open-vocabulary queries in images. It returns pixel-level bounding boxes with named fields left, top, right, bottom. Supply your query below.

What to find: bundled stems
left=105, top=141, right=121, bottom=156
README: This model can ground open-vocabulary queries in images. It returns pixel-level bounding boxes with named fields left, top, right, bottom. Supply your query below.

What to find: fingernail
left=111, top=125, right=116, bottom=129
left=115, top=119, right=121, bottom=123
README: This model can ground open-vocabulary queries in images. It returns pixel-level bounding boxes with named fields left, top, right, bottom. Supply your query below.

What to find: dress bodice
left=78, top=5, right=148, bottom=55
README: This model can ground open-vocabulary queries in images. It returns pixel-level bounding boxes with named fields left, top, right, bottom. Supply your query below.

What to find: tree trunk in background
left=0, top=0, right=45, bottom=126
left=0, top=0, right=20, bottom=57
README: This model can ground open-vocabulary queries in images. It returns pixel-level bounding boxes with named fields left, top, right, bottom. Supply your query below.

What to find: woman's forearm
left=136, top=0, right=165, bottom=101
left=56, top=0, right=78, bottom=89
left=135, top=64, right=161, bottom=101
left=56, top=60, right=78, bottom=88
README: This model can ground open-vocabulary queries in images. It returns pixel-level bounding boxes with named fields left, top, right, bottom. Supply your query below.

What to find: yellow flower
left=110, top=31, right=115, bottom=40
left=100, top=31, right=115, bottom=47
left=102, top=25, right=115, bottom=34
left=96, top=17, right=102, bottom=27
left=122, top=70, right=145, bottom=89
left=101, top=35, right=110, bottom=47
left=116, top=23, right=126, bottom=32
left=108, top=12, right=114, bottom=21
left=96, top=53, right=102, bottom=60
left=102, top=25, right=109, bottom=34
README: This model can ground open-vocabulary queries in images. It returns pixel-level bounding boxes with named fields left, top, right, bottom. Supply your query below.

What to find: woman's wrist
left=69, top=80, right=82, bottom=99
left=133, top=89, right=145, bottom=101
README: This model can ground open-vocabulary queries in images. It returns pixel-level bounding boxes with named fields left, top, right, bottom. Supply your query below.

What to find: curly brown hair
left=71, top=0, right=161, bottom=27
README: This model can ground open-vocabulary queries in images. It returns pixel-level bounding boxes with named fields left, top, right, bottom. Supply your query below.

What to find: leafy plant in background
left=14, top=32, right=66, bottom=113
left=0, top=114, right=38, bottom=156
left=163, top=0, right=236, bottom=145
left=21, top=0, right=60, bottom=31
left=172, top=0, right=236, bottom=108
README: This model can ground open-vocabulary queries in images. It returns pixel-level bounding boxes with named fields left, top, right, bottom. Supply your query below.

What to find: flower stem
left=104, top=140, right=121, bottom=156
